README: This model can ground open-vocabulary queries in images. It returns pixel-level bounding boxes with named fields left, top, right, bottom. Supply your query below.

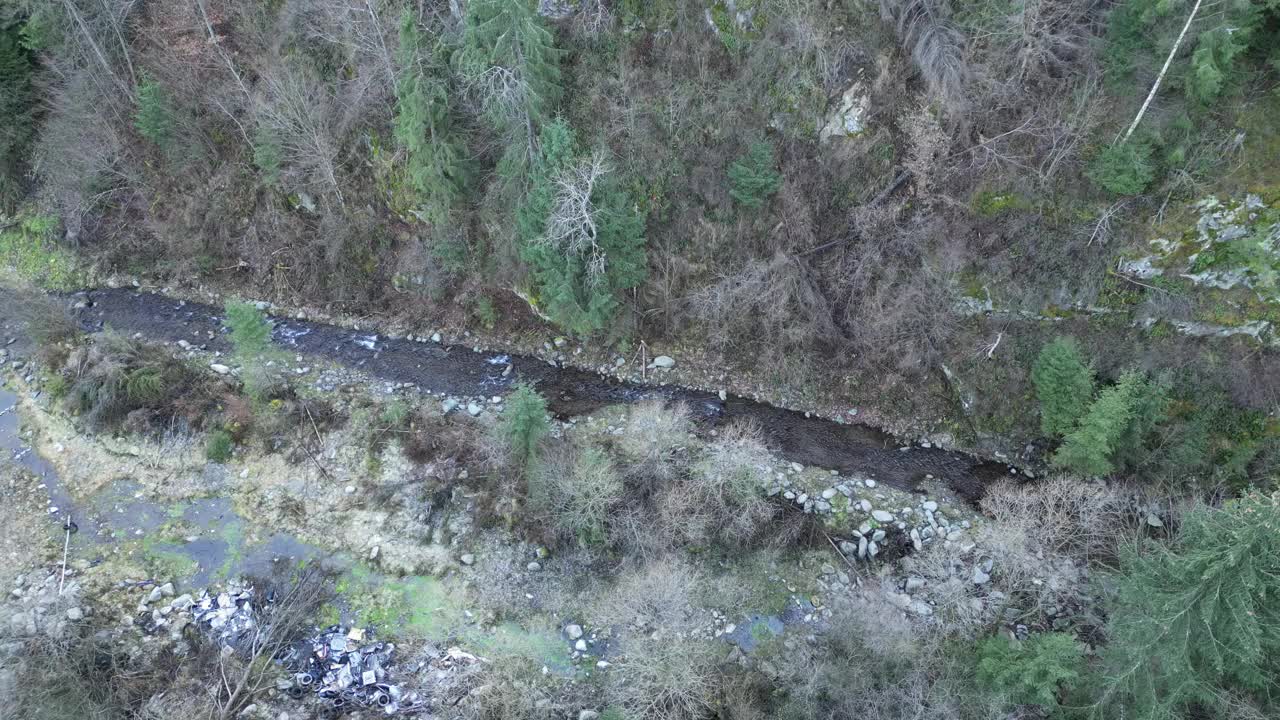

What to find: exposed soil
left=74, top=288, right=1015, bottom=499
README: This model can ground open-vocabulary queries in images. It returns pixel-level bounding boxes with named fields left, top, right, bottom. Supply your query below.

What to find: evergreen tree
left=394, top=9, right=467, bottom=225
left=0, top=17, right=35, bottom=209
left=1097, top=491, right=1280, bottom=719
left=1032, top=337, right=1095, bottom=437
left=224, top=300, right=278, bottom=401
left=252, top=125, right=283, bottom=187
left=500, top=382, right=550, bottom=471
left=458, top=0, right=561, bottom=161
left=1052, top=370, right=1145, bottom=476
left=976, top=632, right=1084, bottom=710
left=727, top=141, right=782, bottom=208
left=134, top=77, right=175, bottom=150
left=516, top=119, right=647, bottom=335
left=225, top=301, right=272, bottom=358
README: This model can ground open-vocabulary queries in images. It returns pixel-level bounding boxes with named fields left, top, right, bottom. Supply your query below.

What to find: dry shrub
left=775, top=599, right=1012, bottom=720
left=595, top=558, right=715, bottom=720
left=980, top=475, right=1130, bottom=564
left=529, top=438, right=623, bottom=547
left=593, top=556, right=701, bottom=631
left=614, top=400, right=691, bottom=480
left=608, top=419, right=779, bottom=557
left=609, top=633, right=717, bottom=720
left=903, top=475, right=1128, bottom=632
left=462, top=656, right=556, bottom=720
left=688, top=250, right=840, bottom=363
left=11, top=627, right=214, bottom=720
left=878, top=0, right=970, bottom=115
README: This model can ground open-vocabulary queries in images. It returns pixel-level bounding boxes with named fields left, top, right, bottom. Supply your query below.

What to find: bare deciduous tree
left=255, top=65, right=346, bottom=205
left=543, top=150, right=609, bottom=282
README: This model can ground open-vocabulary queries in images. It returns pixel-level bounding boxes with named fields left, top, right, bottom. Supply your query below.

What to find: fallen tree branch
left=1121, top=0, right=1202, bottom=142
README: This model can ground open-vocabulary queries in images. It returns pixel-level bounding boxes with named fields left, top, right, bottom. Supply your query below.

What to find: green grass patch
left=0, top=213, right=83, bottom=289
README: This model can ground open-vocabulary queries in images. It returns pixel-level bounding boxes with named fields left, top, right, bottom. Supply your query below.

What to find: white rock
left=871, top=510, right=895, bottom=523
left=649, top=355, right=676, bottom=369
left=467, top=403, right=483, bottom=416
left=210, top=363, right=231, bottom=375
left=922, top=501, right=939, bottom=512
left=885, top=592, right=912, bottom=610
left=972, top=567, right=991, bottom=585
left=565, top=624, right=584, bottom=640
left=864, top=479, right=876, bottom=488
left=460, top=554, right=475, bottom=566
left=821, top=488, right=838, bottom=500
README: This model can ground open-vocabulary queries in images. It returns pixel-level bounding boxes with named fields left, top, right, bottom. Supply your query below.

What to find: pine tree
left=727, top=141, right=782, bottom=208
left=458, top=0, right=561, bottom=155
left=134, top=77, right=175, bottom=150
left=500, top=382, right=550, bottom=471
left=1097, top=491, right=1280, bottom=719
left=1032, top=337, right=1095, bottom=437
left=225, top=301, right=272, bottom=358
left=1051, top=370, right=1144, bottom=476
left=394, top=9, right=467, bottom=225
left=0, top=20, right=35, bottom=208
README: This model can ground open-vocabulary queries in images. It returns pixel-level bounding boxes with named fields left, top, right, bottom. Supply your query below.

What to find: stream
left=74, top=288, right=1015, bottom=500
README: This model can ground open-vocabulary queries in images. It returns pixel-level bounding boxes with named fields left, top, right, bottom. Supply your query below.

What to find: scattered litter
left=353, top=335, right=379, bottom=351
left=485, top=354, right=511, bottom=365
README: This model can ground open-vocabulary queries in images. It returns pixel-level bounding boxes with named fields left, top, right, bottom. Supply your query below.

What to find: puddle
left=82, top=481, right=327, bottom=588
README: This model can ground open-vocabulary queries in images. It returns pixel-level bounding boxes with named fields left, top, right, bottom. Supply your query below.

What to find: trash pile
left=186, top=583, right=427, bottom=715
left=279, top=625, right=425, bottom=714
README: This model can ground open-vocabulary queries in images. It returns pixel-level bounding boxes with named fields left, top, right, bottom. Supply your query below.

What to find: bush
left=499, top=382, right=550, bottom=471
left=1031, top=337, right=1095, bottom=437
left=976, top=632, right=1084, bottom=709
left=1097, top=491, right=1280, bottom=719
left=1088, top=141, right=1155, bottom=195
left=64, top=333, right=210, bottom=431
left=206, top=428, right=234, bottom=462
left=728, top=141, right=782, bottom=208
